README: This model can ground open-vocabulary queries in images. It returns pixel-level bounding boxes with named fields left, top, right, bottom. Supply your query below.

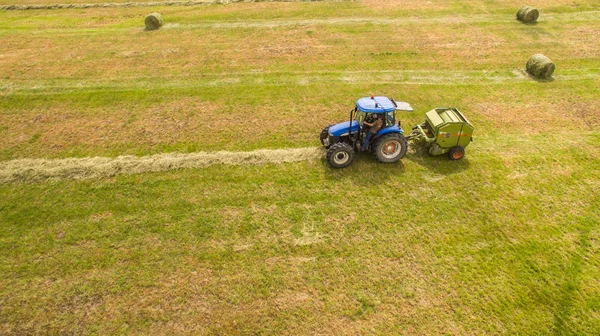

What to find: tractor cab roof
left=356, top=96, right=414, bottom=113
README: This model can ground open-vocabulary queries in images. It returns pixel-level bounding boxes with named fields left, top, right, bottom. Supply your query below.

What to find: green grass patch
left=1, top=0, right=600, bottom=334
left=1, top=146, right=599, bottom=333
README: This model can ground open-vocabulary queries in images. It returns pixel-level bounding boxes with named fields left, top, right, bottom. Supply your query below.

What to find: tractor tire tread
left=372, top=133, right=408, bottom=163
left=326, top=142, right=355, bottom=168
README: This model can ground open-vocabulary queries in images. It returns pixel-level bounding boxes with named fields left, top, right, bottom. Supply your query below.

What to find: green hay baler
left=406, top=107, right=474, bottom=160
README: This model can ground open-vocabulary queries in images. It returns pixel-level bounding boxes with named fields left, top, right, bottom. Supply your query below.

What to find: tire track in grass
left=2, top=69, right=599, bottom=96
left=0, top=147, right=324, bottom=183
left=552, top=197, right=599, bottom=334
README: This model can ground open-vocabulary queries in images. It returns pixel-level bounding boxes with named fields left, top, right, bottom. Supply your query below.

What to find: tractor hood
left=329, top=120, right=359, bottom=137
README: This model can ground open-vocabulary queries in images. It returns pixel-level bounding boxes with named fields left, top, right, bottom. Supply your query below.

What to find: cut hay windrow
left=526, top=54, right=555, bottom=80
left=6, top=69, right=599, bottom=97
left=0, top=0, right=338, bottom=11
left=0, top=147, right=324, bottom=183
left=6, top=69, right=598, bottom=97
left=516, top=5, right=539, bottom=23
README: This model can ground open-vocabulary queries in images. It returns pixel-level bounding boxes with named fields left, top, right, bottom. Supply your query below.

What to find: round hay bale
left=526, top=54, right=555, bottom=80
left=516, top=5, right=539, bottom=23
left=145, top=13, right=164, bottom=30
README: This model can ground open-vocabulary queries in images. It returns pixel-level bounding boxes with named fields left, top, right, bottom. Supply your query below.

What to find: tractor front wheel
left=372, top=133, right=408, bottom=163
left=448, top=146, right=465, bottom=160
left=327, top=143, right=355, bottom=168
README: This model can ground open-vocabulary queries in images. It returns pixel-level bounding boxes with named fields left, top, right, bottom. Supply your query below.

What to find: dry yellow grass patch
left=1, top=98, right=220, bottom=155
left=363, top=0, right=591, bottom=11
left=0, top=0, right=334, bottom=7
left=0, top=26, right=330, bottom=81
left=477, top=100, right=600, bottom=134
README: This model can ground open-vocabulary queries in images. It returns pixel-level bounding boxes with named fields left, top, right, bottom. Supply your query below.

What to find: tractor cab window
left=356, top=111, right=378, bottom=126
left=365, top=113, right=378, bottom=123
left=385, top=111, right=396, bottom=128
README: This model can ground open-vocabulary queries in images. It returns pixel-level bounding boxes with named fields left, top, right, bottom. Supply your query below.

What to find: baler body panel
left=424, top=108, right=473, bottom=150
left=457, top=123, right=474, bottom=147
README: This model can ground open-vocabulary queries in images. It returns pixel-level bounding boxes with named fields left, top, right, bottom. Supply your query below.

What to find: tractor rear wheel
left=372, top=133, right=408, bottom=163
left=448, top=146, right=465, bottom=160
left=320, top=125, right=331, bottom=148
left=327, top=143, right=355, bottom=168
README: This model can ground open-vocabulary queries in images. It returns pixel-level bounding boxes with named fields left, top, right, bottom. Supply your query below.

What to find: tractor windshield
left=355, top=111, right=369, bottom=125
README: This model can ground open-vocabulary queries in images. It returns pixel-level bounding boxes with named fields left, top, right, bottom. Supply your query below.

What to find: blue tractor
left=320, top=96, right=414, bottom=168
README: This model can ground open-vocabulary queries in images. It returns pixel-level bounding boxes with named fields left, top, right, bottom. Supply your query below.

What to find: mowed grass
left=1, top=0, right=600, bottom=334
left=2, top=146, right=600, bottom=334
left=1, top=1, right=600, bottom=159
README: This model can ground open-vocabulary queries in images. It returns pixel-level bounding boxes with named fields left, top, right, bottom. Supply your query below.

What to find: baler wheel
left=372, top=133, right=408, bottom=163
left=327, top=143, right=355, bottom=168
left=448, top=146, right=465, bottom=160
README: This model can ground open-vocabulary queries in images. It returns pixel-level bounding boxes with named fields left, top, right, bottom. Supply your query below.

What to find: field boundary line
left=0, top=147, right=324, bottom=183
left=0, top=0, right=346, bottom=10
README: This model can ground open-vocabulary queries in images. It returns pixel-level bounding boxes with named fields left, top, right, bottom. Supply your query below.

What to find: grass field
left=1, top=0, right=600, bottom=334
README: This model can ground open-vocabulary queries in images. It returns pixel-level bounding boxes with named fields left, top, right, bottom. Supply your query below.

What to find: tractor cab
left=354, top=96, right=413, bottom=132
left=320, top=96, right=414, bottom=168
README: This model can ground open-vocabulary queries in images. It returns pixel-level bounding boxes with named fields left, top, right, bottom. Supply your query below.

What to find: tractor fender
left=377, top=124, right=404, bottom=135
left=371, top=125, right=404, bottom=142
